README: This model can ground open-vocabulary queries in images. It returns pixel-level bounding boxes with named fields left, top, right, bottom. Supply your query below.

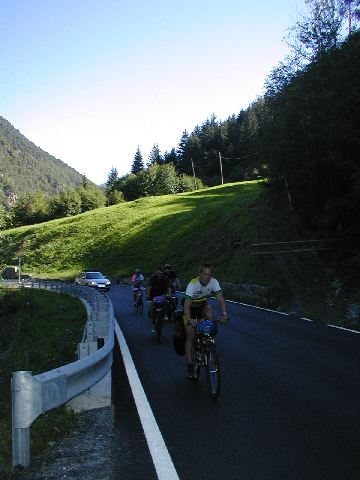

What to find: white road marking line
left=225, top=299, right=290, bottom=315
left=114, top=321, right=180, bottom=480
left=152, top=288, right=359, bottom=336
left=328, top=324, right=360, bottom=334
left=225, top=299, right=359, bottom=335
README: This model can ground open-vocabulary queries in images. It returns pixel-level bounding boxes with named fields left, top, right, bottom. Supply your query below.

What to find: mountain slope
left=0, top=116, right=85, bottom=206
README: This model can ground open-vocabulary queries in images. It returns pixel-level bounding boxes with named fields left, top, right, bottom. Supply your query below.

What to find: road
left=109, top=285, right=360, bottom=480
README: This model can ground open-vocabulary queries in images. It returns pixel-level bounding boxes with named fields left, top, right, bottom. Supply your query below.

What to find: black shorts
left=182, top=302, right=209, bottom=325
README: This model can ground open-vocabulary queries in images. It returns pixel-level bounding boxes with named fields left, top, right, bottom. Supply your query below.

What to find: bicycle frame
left=192, top=319, right=221, bottom=400
left=133, top=288, right=144, bottom=313
left=150, top=297, right=167, bottom=343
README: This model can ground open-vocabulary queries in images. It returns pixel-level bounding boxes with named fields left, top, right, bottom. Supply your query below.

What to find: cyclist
left=131, top=268, right=145, bottom=305
left=183, top=263, right=228, bottom=379
left=163, top=264, right=182, bottom=293
left=163, top=263, right=182, bottom=318
left=147, top=265, right=171, bottom=333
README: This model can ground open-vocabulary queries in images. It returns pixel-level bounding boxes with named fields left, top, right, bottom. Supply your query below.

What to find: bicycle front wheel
left=205, top=346, right=220, bottom=399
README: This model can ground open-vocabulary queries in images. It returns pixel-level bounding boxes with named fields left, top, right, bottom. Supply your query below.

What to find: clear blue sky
left=0, top=0, right=302, bottom=184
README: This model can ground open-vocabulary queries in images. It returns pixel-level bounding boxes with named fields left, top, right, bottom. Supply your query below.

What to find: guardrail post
left=12, top=371, right=31, bottom=467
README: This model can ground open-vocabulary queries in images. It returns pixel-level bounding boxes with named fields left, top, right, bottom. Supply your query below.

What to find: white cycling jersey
left=185, top=276, right=222, bottom=306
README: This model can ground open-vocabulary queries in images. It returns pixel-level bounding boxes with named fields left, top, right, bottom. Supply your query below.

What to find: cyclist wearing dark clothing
left=163, top=264, right=181, bottom=293
left=163, top=263, right=181, bottom=316
left=147, top=266, right=171, bottom=332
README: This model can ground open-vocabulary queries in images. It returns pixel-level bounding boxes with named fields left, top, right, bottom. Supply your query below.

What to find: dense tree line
left=0, top=182, right=106, bottom=229
left=262, top=31, right=360, bottom=241
left=105, top=162, right=203, bottom=205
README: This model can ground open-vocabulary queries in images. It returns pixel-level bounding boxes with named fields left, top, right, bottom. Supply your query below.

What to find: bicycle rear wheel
left=136, top=294, right=143, bottom=314
left=205, top=346, right=220, bottom=399
left=155, top=312, right=164, bottom=343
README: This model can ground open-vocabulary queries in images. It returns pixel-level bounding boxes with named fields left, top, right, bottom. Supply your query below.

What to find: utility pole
left=283, top=174, right=293, bottom=211
left=18, top=257, right=22, bottom=284
left=219, top=152, right=224, bottom=185
left=191, top=158, right=197, bottom=190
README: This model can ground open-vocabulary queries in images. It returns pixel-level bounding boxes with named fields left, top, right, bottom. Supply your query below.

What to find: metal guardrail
left=11, top=280, right=114, bottom=468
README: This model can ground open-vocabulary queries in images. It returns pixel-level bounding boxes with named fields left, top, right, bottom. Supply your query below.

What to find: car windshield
left=85, top=272, right=105, bottom=279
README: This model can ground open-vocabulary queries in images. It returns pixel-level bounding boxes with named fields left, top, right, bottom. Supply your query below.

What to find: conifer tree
left=147, top=144, right=163, bottom=166
left=163, top=148, right=178, bottom=166
left=131, top=147, right=145, bottom=174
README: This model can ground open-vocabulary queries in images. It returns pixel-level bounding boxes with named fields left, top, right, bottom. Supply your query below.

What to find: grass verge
left=0, top=286, right=86, bottom=473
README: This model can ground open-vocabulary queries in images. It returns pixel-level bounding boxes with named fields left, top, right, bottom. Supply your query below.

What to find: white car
left=75, top=271, right=111, bottom=291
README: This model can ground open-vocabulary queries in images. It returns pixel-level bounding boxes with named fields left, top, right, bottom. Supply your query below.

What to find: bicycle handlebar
left=187, top=317, right=229, bottom=326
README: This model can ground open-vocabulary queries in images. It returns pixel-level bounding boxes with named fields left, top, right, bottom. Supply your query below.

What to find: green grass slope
left=0, top=182, right=266, bottom=282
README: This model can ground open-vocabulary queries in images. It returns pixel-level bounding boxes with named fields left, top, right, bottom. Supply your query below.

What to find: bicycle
left=133, top=287, right=144, bottom=314
left=191, top=318, right=223, bottom=400
left=168, top=293, right=177, bottom=321
left=151, top=295, right=168, bottom=343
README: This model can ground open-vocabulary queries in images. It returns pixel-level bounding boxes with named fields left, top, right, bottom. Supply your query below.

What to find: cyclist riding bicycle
left=147, top=265, right=171, bottom=333
left=163, top=264, right=182, bottom=294
left=163, top=263, right=182, bottom=317
left=131, top=268, right=145, bottom=304
left=183, top=263, right=228, bottom=379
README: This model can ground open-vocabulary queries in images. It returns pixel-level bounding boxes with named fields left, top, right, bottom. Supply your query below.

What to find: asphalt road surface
left=109, top=285, right=360, bottom=480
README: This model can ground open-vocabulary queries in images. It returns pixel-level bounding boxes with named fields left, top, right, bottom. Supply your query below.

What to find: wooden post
left=219, top=152, right=224, bottom=185
left=191, top=158, right=197, bottom=190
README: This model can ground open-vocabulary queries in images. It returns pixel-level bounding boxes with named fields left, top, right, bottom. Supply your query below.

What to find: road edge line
left=114, top=320, right=180, bottom=480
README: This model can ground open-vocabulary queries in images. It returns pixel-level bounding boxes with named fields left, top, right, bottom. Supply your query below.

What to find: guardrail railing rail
left=11, top=280, right=114, bottom=468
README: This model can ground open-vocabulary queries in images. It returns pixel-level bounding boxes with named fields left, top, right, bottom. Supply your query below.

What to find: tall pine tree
left=131, top=147, right=145, bottom=174
left=147, top=144, right=163, bottom=166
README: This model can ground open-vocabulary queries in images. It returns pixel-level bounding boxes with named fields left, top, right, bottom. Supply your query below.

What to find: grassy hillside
left=0, top=182, right=265, bottom=279
left=0, top=181, right=357, bottom=327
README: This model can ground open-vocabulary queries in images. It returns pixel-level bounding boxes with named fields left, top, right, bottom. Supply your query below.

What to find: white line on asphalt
left=328, top=324, right=360, bottom=334
left=159, top=289, right=359, bottom=335
left=225, top=299, right=290, bottom=315
left=225, top=299, right=360, bottom=335
left=114, top=321, right=180, bottom=480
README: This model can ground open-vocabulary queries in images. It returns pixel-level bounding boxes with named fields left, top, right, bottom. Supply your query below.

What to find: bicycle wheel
left=193, top=356, right=201, bottom=382
left=155, top=312, right=164, bottom=343
left=205, top=345, right=220, bottom=399
left=136, top=293, right=143, bottom=314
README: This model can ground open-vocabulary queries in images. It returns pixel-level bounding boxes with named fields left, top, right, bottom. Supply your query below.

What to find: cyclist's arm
left=165, top=278, right=172, bottom=297
left=215, top=292, right=228, bottom=317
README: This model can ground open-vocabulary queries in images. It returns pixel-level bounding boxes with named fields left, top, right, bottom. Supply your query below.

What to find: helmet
left=164, top=264, right=171, bottom=269
left=135, top=268, right=140, bottom=273
left=196, top=320, right=217, bottom=336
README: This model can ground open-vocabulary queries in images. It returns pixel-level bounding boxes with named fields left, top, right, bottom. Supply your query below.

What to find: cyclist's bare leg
left=185, top=324, right=195, bottom=364
left=203, top=304, right=213, bottom=320
left=149, top=302, right=156, bottom=325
